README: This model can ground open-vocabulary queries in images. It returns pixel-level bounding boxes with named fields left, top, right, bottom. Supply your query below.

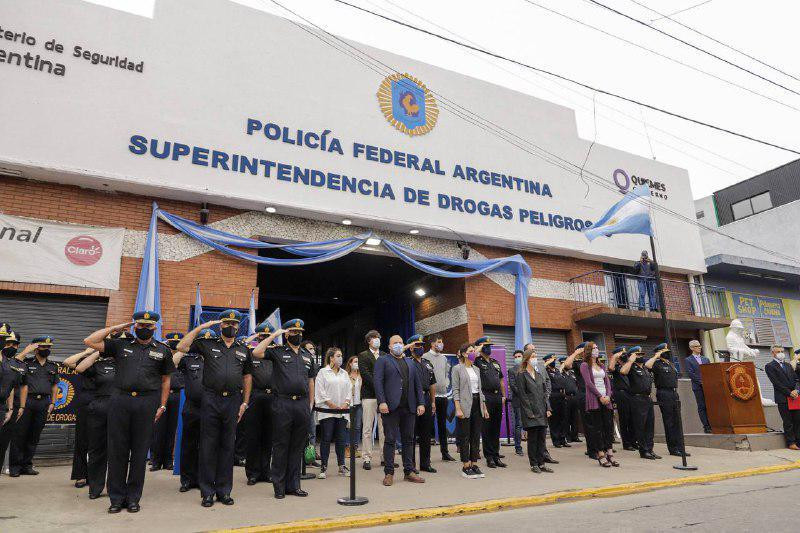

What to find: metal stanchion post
left=301, top=424, right=315, bottom=480
left=501, top=399, right=513, bottom=446
left=338, top=405, right=368, bottom=506
left=673, top=399, right=697, bottom=471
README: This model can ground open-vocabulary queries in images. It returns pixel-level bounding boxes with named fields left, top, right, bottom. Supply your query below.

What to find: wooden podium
left=700, top=362, right=767, bottom=434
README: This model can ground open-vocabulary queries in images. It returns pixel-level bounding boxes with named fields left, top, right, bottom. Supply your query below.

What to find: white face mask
left=530, top=357, right=538, bottom=365
left=370, top=338, right=381, bottom=349
left=351, top=361, right=359, bottom=370
left=332, top=355, right=342, bottom=366
left=514, top=357, right=522, bottom=364
left=775, top=352, right=786, bottom=362
left=391, top=343, right=404, bottom=356
left=435, top=342, right=443, bottom=352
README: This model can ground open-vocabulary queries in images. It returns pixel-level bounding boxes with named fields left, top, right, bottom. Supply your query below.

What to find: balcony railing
left=569, top=270, right=730, bottom=319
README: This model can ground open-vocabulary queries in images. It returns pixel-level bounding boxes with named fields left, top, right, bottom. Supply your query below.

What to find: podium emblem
left=728, top=364, right=756, bottom=401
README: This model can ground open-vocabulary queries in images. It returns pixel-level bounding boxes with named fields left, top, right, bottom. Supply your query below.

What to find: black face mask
left=134, top=327, right=154, bottom=341
left=661, top=353, right=671, bottom=360
left=412, top=346, right=425, bottom=357
left=2, top=347, right=17, bottom=357
left=481, top=345, right=492, bottom=356
left=221, top=325, right=237, bottom=338
left=287, top=333, right=302, bottom=346
left=37, top=349, right=51, bottom=358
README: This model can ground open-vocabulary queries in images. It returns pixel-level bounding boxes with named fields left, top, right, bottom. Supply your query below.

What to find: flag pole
left=648, top=235, right=675, bottom=359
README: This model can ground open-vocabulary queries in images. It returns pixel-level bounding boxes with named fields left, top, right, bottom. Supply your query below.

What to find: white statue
left=725, top=319, right=774, bottom=406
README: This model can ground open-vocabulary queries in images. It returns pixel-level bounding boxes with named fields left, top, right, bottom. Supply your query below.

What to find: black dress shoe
left=288, top=489, right=308, bottom=497
left=442, top=453, right=456, bottom=461
left=9, top=472, right=20, bottom=477
left=495, top=459, right=508, bottom=468
left=670, top=451, right=691, bottom=457
left=554, top=444, right=563, bottom=448
left=247, top=477, right=258, bottom=486
left=651, top=453, right=662, bottom=459
left=149, top=465, right=161, bottom=472
left=274, top=492, right=285, bottom=499
left=179, top=483, right=191, bottom=493
left=363, top=461, right=372, bottom=471
left=498, top=454, right=505, bottom=459
left=640, top=452, right=657, bottom=460
left=127, top=503, right=140, bottom=513
left=89, top=493, right=102, bottom=500
left=164, top=462, right=174, bottom=470
left=421, top=466, right=437, bottom=473
left=21, top=468, right=39, bottom=475
left=623, top=446, right=637, bottom=451
left=74, top=480, right=87, bottom=488
left=562, top=442, right=572, bottom=448
left=217, top=494, right=234, bottom=505
left=543, top=456, right=559, bottom=464
left=108, top=504, right=123, bottom=514
left=572, top=438, right=583, bottom=443
left=234, top=458, right=246, bottom=467
left=201, top=496, right=214, bottom=507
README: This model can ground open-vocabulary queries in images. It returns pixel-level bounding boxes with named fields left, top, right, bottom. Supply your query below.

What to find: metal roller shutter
left=483, top=326, right=568, bottom=369
left=0, top=292, right=108, bottom=461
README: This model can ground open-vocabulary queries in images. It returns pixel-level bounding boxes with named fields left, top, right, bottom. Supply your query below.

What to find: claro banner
left=0, top=213, right=124, bottom=290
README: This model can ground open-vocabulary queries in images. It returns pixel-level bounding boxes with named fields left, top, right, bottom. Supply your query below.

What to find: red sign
left=64, top=235, right=103, bottom=266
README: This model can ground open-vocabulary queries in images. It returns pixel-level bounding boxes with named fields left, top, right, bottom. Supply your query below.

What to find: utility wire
left=629, top=0, right=800, bottom=84
left=518, top=0, right=800, bottom=113
left=650, top=0, right=712, bottom=22
left=585, top=0, right=800, bottom=98
left=262, top=0, right=800, bottom=265
left=328, top=0, right=800, bottom=156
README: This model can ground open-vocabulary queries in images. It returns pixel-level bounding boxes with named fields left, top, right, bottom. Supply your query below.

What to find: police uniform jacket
left=627, top=363, right=653, bottom=395
left=250, top=357, right=274, bottom=392
left=652, top=358, right=678, bottom=389
left=412, top=357, right=436, bottom=407
left=473, top=355, right=503, bottom=396
left=103, top=337, right=174, bottom=393
left=262, top=345, right=316, bottom=397
left=178, top=353, right=204, bottom=404
left=0, top=357, right=24, bottom=405
left=83, top=358, right=117, bottom=397
left=9, top=358, right=27, bottom=406
left=189, top=337, right=253, bottom=393
left=24, top=357, right=59, bottom=396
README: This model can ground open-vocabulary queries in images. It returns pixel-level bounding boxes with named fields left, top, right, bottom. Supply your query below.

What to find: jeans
left=512, top=405, right=523, bottom=452
left=348, top=404, right=363, bottom=447
left=637, top=279, right=658, bottom=311
left=319, top=417, right=348, bottom=468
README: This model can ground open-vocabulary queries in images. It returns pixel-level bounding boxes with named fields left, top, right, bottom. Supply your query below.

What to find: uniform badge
left=148, top=350, right=164, bottom=360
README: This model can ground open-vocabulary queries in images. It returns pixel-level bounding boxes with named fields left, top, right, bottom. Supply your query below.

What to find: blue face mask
left=391, top=343, right=404, bottom=356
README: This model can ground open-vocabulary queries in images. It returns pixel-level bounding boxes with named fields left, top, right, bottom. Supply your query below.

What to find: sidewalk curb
left=218, top=460, right=800, bottom=533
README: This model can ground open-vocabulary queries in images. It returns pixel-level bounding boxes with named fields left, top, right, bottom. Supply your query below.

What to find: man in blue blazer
left=682, top=340, right=712, bottom=433
left=374, top=334, right=425, bottom=486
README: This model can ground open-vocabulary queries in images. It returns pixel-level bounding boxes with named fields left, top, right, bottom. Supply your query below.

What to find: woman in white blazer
left=451, top=343, right=489, bottom=479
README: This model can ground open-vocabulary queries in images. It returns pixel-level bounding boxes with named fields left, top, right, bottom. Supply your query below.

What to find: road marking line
left=217, top=460, right=800, bottom=533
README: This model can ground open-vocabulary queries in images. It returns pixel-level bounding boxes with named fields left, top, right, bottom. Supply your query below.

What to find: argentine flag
left=584, top=186, right=653, bottom=241
left=265, top=307, right=283, bottom=345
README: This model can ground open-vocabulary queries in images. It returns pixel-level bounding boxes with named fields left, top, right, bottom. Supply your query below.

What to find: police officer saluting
left=252, top=319, right=316, bottom=499
left=150, top=332, right=186, bottom=472
left=620, top=346, right=661, bottom=460
left=9, top=336, right=59, bottom=477
left=176, top=311, right=252, bottom=508
left=473, top=336, right=507, bottom=468
left=409, top=334, right=437, bottom=473
left=543, top=354, right=567, bottom=448
left=84, top=311, right=174, bottom=513
left=608, top=346, right=637, bottom=451
left=1, top=330, right=27, bottom=470
left=173, top=329, right=213, bottom=493
left=245, top=321, right=275, bottom=486
left=645, top=343, right=688, bottom=458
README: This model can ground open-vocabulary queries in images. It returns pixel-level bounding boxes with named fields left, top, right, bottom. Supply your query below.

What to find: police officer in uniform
left=645, top=343, right=688, bottom=457
left=245, top=320, right=275, bottom=485
left=608, top=346, right=637, bottom=451
left=84, top=311, right=174, bottom=513
left=10, top=336, right=59, bottom=477
left=544, top=354, right=568, bottom=447
left=75, top=341, right=118, bottom=499
left=557, top=356, right=581, bottom=443
left=473, top=336, right=507, bottom=468
left=252, top=319, right=316, bottom=499
left=1, top=330, right=27, bottom=471
left=150, top=332, right=186, bottom=472
left=563, top=343, right=591, bottom=455
left=177, top=311, right=252, bottom=508
left=174, top=329, right=213, bottom=493
left=620, top=346, right=661, bottom=460
left=409, top=334, right=437, bottom=473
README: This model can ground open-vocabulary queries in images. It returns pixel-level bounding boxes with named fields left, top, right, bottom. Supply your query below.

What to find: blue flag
left=265, top=307, right=282, bottom=346
left=248, top=291, right=257, bottom=336
left=134, top=203, right=162, bottom=340
left=584, top=186, right=653, bottom=241
left=193, top=284, right=203, bottom=328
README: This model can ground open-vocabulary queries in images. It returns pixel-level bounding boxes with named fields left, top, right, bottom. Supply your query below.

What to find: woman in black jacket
left=516, top=347, right=553, bottom=473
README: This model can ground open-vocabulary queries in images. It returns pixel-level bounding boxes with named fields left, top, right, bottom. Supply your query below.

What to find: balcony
left=569, top=270, right=731, bottom=330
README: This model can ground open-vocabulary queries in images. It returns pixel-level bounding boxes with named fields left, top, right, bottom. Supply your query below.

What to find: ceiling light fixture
left=409, top=229, right=419, bottom=234
left=366, top=237, right=382, bottom=246
left=414, top=288, right=426, bottom=297
left=265, top=206, right=276, bottom=213
left=342, top=219, right=352, bottom=225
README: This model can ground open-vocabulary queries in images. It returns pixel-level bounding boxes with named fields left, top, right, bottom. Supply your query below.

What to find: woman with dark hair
left=314, top=347, right=352, bottom=479
left=344, top=355, right=362, bottom=458
left=579, top=342, right=617, bottom=467
left=451, top=343, right=489, bottom=479
left=516, top=347, right=553, bottom=473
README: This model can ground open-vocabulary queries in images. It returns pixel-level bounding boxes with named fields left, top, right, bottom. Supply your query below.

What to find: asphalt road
left=361, top=469, right=800, bottom=533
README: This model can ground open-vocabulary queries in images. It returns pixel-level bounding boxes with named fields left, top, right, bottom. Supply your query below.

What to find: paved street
left=363, top=469, right=800, bottom=533
left=0, top=443, right=797, bottom=532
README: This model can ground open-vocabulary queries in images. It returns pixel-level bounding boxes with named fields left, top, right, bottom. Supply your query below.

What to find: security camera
left=457, top=241, right=470, bottom=260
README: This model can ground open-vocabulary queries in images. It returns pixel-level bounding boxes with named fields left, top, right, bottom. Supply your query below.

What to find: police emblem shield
left=377, top=73, right=438, bottom=136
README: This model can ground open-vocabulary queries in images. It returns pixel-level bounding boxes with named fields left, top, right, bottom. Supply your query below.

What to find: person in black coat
left=765, top=345, right=800, bottom=450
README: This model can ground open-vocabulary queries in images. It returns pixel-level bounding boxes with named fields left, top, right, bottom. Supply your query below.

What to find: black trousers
left=71, top=402, right=90, bottom=480
left=777, top=402, right=800, bottom=446
left=615, top=390, right=636, bottom=449
left=86, top=396, right=110, bottom=497
left=107, top=392, right=159, bottom=505
left=656, top=389, right=683, bottom=454
left=629, top=394, right=655, bottom=455
left=481, top=394, right=502, bottom=461
left=179, top=400, right=202, bottom=487
left=456, top=394, right=482, bottom=463
left=577, top=393, right=589, bottom=452
left=415, top=399, right=433, bottom=469
left=548, top=393, right=567, bottom=445
left=270, top=396, right=310, bottom=495
left=564, top=394, right=581, bottom=441
left=0, top=406, right=20, bottom=474
left=525, top=425, right=547, bottom=467
left=382, top=405, right=416, bottom=475
left=235, top=409, right=248, bottom=462
left=585, top=408, right=614, bottom=454
left=692, top=387, right=712, bottom=431
left=10, top=395, right=50, bottom=474
left=151, top=390, right=181, bottom=468
left=245, top=390, right=274, bottom=481
left=199, top=390, right=240, bottom=499
left=434, top=397, right=450, bottom=456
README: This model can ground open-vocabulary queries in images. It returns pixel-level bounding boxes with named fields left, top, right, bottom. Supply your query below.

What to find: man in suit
left=374, top=334, right=425, bottom=486
left=356, top=330, right=387, bottom=471
left=682, top=339, right=712, bottom=433
left=765, top=345, right=800, bottom=450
